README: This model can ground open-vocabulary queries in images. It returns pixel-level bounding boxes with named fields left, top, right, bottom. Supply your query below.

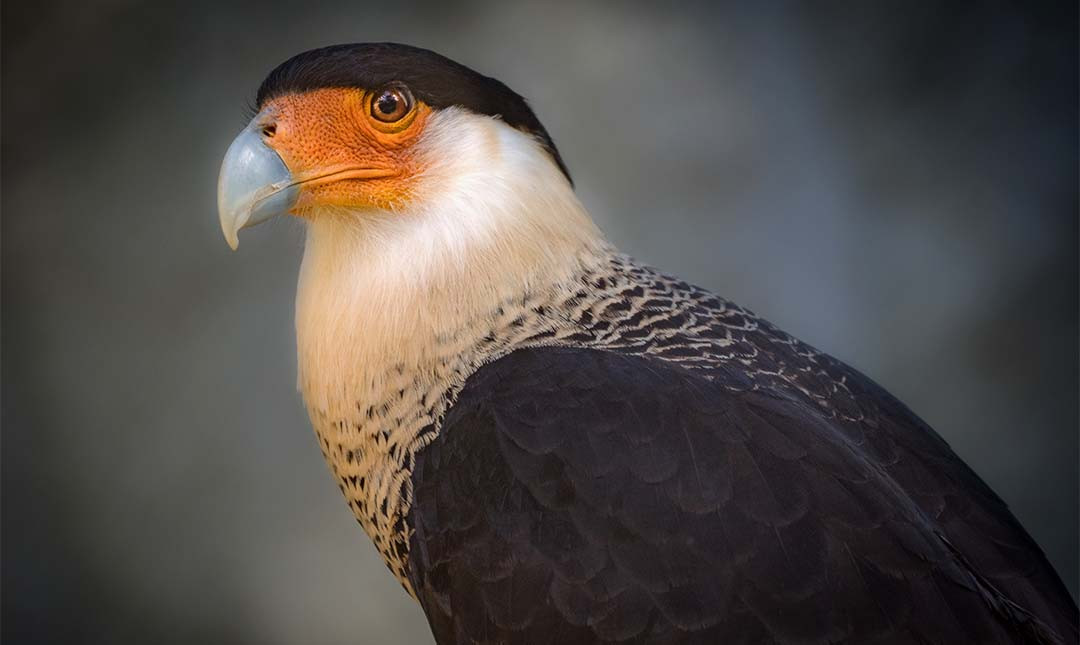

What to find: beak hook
left=217, top=116, right=298, bottom=250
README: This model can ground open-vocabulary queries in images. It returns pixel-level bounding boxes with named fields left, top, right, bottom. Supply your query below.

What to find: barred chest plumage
left=301, top=246, right=862, bottom=594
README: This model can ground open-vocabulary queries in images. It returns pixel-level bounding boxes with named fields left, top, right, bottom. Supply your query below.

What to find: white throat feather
left=296, top=108, right=604, bottom=417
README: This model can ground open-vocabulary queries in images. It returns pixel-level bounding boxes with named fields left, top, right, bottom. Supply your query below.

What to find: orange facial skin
left=257, top=87, right=431, bottom=214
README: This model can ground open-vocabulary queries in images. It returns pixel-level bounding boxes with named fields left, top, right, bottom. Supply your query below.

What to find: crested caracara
left=217, top=43, right=1078, bottom=644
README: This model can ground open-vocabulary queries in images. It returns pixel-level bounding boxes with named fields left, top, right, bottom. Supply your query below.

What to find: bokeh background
left=3, top=1, right=1076, bottom=643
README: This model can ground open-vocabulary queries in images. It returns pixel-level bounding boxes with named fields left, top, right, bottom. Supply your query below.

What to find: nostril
left=260, top=123, right=277, bottom=138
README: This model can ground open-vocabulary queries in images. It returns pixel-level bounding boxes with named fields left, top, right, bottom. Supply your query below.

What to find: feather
left=407, top=346, right=1077, bottom=643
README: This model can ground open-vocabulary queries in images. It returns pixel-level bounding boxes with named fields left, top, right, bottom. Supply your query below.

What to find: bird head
left=217, top=43, right=572, bottom=250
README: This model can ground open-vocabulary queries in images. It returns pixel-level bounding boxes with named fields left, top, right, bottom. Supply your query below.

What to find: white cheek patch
left=293, top=108, right=600, bottom=414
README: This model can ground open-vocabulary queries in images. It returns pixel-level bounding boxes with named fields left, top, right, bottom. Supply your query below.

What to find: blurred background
left=3, top=1, right=1076, bottom=643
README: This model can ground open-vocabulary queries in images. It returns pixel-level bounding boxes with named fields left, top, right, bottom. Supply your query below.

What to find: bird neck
left=295, top=163, right=606, bottom=416
left=293, top=159, right=609, bottom=589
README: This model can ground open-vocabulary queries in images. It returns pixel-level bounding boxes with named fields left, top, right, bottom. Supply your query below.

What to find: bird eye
left=371, top=87, right=412, bottom=123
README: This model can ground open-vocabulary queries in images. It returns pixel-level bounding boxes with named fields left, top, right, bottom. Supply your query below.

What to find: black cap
left=256, top=43, right=571, bottom=183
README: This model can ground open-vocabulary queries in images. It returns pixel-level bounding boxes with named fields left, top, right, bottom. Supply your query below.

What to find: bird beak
left=217, top=115, right=299, bottom=250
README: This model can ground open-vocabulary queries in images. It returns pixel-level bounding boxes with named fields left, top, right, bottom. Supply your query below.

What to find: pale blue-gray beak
left=217, top=116, right=299, bottom=250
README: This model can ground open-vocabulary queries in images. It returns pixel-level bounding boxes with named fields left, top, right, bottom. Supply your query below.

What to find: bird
left=217, top=43, right=1078, bottom=644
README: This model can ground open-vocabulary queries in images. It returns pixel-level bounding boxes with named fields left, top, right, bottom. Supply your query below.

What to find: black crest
left=256, top=43, right=571, bottom=183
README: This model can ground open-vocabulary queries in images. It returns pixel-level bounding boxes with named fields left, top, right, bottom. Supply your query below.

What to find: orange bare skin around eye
left=259, top=87, right=431, bottom=213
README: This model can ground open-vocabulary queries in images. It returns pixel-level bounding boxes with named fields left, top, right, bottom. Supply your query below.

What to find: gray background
left=3, top=1, right=1076, bottom=643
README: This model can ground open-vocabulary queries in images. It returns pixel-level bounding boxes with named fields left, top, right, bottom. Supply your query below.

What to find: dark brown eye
left=371, top=87, right=412, bottom=122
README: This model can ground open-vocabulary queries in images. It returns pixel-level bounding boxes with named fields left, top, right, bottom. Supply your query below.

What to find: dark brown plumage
left=406, top=259, right=1078, bottom=644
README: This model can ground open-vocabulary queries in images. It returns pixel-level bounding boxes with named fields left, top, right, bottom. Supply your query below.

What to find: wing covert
left=407, top=346, right=1076, bottom=644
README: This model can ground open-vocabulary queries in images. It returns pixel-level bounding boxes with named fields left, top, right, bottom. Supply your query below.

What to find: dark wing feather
left=408, top=347, right=1077, bottom=644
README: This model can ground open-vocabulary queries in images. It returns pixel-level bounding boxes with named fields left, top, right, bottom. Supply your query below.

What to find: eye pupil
left=377, top=93, right=398, bottom=115
left=371, top=88, right=412, bottom=123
